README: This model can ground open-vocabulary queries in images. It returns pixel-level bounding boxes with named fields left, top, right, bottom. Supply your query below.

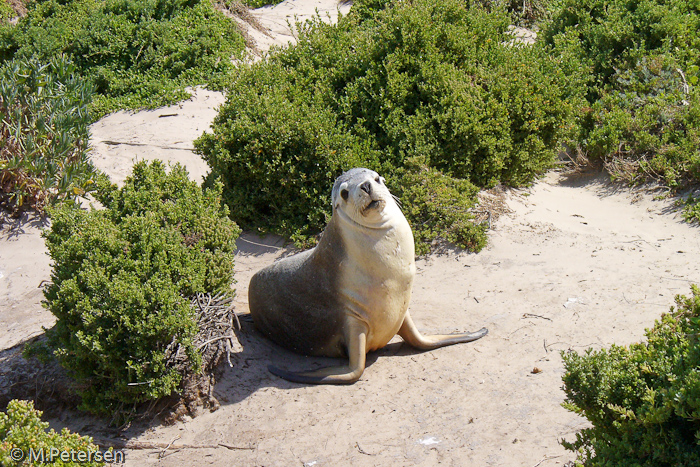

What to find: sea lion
left=248, top=168, right=487, bottom=384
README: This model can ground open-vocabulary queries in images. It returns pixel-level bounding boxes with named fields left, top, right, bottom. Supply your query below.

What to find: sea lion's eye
left=375, top=176, right=382, bottom=184
left=341, top=189, right=349, bottom=201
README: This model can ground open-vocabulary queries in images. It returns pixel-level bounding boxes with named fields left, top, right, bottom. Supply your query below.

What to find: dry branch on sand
left=165, top=293, right=243, bottom=423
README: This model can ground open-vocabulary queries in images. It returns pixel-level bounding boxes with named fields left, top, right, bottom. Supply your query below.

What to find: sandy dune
left=2, top=1, right=700, bottom=466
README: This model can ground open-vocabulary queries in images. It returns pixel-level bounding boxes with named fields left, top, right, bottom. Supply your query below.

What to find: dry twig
left=532, top=455, right=562, bottom=467
left=93, top=437, right=255, bottom=452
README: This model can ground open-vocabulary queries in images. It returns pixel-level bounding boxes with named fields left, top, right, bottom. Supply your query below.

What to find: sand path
left=112, top=170, right=699, bottom=467
left=1, top=2, right=699, bottom=466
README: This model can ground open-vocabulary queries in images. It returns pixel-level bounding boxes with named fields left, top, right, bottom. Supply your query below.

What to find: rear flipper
left=268, top=318, right=368, bottom=385
left=398, top=312, right=487, bottom=350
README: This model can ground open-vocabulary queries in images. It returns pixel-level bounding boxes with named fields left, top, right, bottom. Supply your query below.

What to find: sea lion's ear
left=334, top=181, right=349, bottom=209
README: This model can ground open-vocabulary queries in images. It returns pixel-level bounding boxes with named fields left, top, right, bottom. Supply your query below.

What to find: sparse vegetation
left=240, top=0, right=274, bottom=8
left=0, top=56, right=100, bottom=213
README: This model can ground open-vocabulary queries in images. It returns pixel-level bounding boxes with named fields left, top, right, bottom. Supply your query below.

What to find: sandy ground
left=2, top=1, right=700, bottom=466
left=244, top=0, right=352, bottom=55
left=107, top=172, right=698, bottom=467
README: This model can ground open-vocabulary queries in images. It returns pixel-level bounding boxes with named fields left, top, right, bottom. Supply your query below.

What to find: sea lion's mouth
left=362, top=199, right=385, bottom=214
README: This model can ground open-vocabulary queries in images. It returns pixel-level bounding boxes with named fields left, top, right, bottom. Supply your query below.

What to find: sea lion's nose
left=360, top=181, right=372, bottom=194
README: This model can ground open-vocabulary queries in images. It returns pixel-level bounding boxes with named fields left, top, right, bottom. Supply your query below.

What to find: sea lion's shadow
left=0, top=321, right=427, bottom=446
left=213, top=323, right=423, bottom=401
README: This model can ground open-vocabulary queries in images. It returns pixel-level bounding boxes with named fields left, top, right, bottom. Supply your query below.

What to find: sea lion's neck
left=328, top=206, right=415, bottom=270
left=333, top=200, right=409, bottom=232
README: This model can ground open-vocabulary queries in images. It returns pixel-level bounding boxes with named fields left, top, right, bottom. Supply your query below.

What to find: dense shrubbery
left=0, top=0, right=246, bottom=118
left=542, top=0, right=700, bottom=219
left=561, top=286, right=700, bottom=466
left=391, top=158, right=487, bottom=255
left=585, top=56, right=700, bottom=189
left=542, top=0, right=700, bottom=92
left=39, top=161, right=240, bottom=418
left=362, top=0, right=555, bottom=25
left=1, top=400, right=106, bottom=466
left=0, top=0, right=14, bottom=21
left=0, top=56, right=100, bottom=213
left=196, top=0, right=585, bottom=250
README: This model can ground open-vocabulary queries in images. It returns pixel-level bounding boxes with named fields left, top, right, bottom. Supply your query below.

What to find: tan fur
left=248, top=168, right=487, bottom=384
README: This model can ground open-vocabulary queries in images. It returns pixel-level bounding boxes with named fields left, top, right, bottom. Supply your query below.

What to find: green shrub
left=40, top=160, right=240, bottom=419
left=360, top=0, right=556, bottom=26
left=542, top=0, right=700, bottom=94
left=391, top=158, right=487, bottom=255
left=585, top=55, right=700, bottom=189
left=0, top=56, right=99, bottom=213
left=196, top=0, right=585, bottom=250
left=542, top=0, right=700, bottom=216
left=1, top=399, right=106, bottom=466
left=0, top=0, right=246, bottom=118
left=683, top=194, right=700, bottom=224
left=240, top=0, right=274, bottom=8
left=0, top=0, right=14, bottom=22
left=561, top=286, right=700, bottom=466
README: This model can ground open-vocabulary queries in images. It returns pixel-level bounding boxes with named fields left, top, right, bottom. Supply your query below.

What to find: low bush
left=361, top=0, right=555, bottom=26
left=561, top=286, right=700, bottom=466
left=541, top=0, right=700, bottom=94
left=1, top=399, right=105, bottom=466
left=196, top=0, right=585, bottom=250
left=0, top=0, right=246, bottom=118
left=240, top=0, right=275, bottom=8
left=584, top=56, right=700, bottom=189
left=40, top=161, right=240, bottom=419
left=0, top=0, right=14, bottom=22
left=0, top=56, right=99, bottom=213
left=683, top=193, right=700, bottom=224
left=542, top=0, right=700, bottom=219
left=391, top=158, right=487, bottom=255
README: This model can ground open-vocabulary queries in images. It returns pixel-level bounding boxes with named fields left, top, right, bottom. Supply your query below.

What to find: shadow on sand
left=0, top=307, right=425, bottom=453
left=210, top=316, right=422, bottom=408
left=554, top=167, right=697, bottom=220
left=0, top=210, right=50, bottom=239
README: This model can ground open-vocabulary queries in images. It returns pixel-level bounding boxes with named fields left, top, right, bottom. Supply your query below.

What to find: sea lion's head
left=332, top=168, right=401, bottom=228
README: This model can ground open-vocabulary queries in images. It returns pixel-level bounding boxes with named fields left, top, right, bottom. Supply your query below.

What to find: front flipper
left=268, top=318, right=368, bottom=385
left=398, top=312, right=487, bottom=350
